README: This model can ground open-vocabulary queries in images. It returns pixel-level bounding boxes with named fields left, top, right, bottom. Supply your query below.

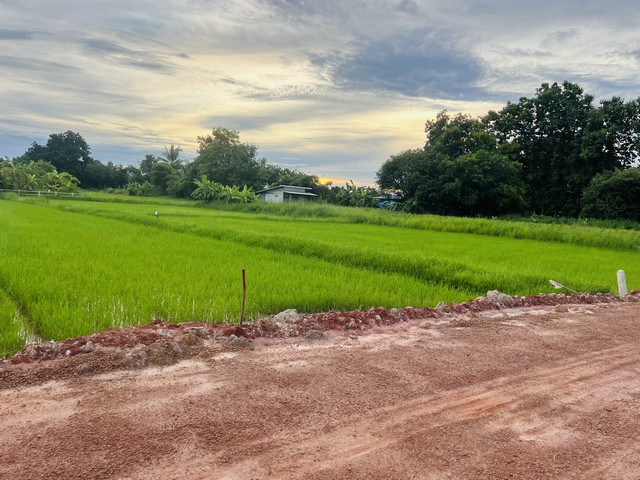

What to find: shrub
left=581, top=169, right=640, bottom=221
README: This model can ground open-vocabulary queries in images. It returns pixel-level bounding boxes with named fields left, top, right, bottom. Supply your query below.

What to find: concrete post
left=617, top=270, right=627, bottom=297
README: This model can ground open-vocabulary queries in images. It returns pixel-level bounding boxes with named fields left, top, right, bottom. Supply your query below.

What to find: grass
left=1, top=194, right=638, bottom=357
left=0, top=201, right=469, bottom=355
left=51, top=199, right=637, bottom=293
left=0, top=289, right=30, bottom=358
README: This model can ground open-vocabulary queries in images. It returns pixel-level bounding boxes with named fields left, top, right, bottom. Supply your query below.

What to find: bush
left=581, top=168, right=640, bottom=221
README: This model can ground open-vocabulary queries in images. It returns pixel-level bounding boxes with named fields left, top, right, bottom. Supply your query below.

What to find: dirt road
left=1, top=301, right=639, bottom=479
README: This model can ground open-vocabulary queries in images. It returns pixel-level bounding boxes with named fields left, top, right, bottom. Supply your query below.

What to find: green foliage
left=425, top=110, right=497, bottom=157
left=17, top=131, right=144, bottom=190
left=324, top=182, right=379, bottom=207
left=191, top=175, right=258, bottom=203
left=24, top=131, right=92, bottom=181
left=191, top=175, right=225, bottom=201
left=191, top=128, right=265, bottom=190
left=581, top=169, right=640, bottom=221
left=160, top=145, right=183, bottom=170
left=407, top=151, right=525, bottom=216
left=126, top=181, right=154, bottom=196
left=382, top=82, right=640, bottom=220
left=0, top=160, right=80, bottom=191
left=139, top=154, right=159, bottom=182
left=378, top=125, right=524, bottom=216
left=485, top=81, right=640, bottom=216
left=376, top=149, right=425, bottom=199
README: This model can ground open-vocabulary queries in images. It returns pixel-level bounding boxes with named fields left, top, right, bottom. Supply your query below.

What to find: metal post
left=240, top=269, right=246, bottom=325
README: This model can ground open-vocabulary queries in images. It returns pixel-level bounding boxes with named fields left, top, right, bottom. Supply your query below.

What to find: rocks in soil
left=178, top=333, right=203, bottom=348
left=487, top=290, right=516, bottom=308
left=273, top=309, right=300, bottom=326
left=81, top=341, right=94, bottom=353
left=183, top=326, right=209, bottom=338
left=554, top=304, right=570, bottom=313
left=120, top=340, right=183, bottom=369
left=345, top=319, right=358, bottom=330
left=75, top=363, right=93, bottom=376
left=22, top=341, right=60, bottom=361
left=305, top=329, right=325, bottom=340
left=123, top=345, right=149, bottom=369
left=147, top=340, right=183, bottom=366
left=223, top=335, right=254, bottom=350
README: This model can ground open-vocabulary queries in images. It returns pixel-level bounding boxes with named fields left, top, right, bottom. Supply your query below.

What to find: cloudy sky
left=1, top=0, right=639, bottom=184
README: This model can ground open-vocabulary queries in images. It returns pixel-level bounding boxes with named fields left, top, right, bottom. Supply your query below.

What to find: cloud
left=314, top=34, right=487, bottom=100
left=0, top=29, right=41, bottom=40
left=1, top=0, right=640, bottom=183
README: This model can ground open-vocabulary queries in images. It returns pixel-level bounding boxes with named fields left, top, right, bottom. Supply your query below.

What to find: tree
left=43, top=131, right=93, bottom=180
left=484, top=81, right=638, bottom=216
left=425, top=111, right=497, bottom=158
left=580, top=168, right=640, bottom=221
left=159, top=145, right=183, bottom=170
left=139, top=154, right=159, bottom=181
left=150, top=162, right=181, bottom=196
left=191, top=128, right=265, bottom=190
left=582, top=96, right=640, bottom=171
left=377, top=149, right=426, bottom=199
left=403, top=151, right=524, bottom=216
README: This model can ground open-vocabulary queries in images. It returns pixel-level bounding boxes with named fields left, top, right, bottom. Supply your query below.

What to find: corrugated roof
left=283, top=190, right=317, bottom=196
left=256, top=185, right=313, bottom=193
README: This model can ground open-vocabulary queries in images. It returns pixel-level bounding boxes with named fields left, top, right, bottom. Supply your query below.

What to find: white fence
left=0, top=188, right=88, bottom=199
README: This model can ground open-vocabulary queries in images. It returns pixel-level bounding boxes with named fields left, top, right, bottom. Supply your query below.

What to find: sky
left=1, top=1, right=639, bottom=185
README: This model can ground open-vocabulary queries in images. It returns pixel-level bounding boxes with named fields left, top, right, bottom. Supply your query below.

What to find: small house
left=257, top=185, right=318, bottom=203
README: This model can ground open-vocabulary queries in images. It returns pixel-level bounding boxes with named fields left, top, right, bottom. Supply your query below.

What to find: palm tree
left=160, top=145, right=183, bottom=170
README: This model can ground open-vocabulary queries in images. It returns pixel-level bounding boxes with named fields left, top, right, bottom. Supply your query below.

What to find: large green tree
left=425, top=111, right=497, bottom=158
left=39, top=131, right=92, bottom=180
left=485, top=81, right=640, bottom=216
left=376, top=148, right=426, bottom=200
left=191, top=128, right=266, bottom=190
left=378, top=110, right=524, bottom=216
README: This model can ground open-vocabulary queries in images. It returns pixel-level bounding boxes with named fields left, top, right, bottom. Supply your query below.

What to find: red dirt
left=1, top=293, right=640, bottom=479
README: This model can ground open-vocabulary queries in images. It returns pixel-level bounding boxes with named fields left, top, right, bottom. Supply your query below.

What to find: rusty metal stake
left=240, top=269, right=246, bottom=325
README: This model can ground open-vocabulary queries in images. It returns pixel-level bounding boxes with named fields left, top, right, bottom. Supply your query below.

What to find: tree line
left=1, top=128, right=380, bottom=207
left=377, top=81, right=640, bottom=221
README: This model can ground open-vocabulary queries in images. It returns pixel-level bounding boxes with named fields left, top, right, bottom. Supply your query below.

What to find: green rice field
left=1, top=194, right=638, bottom=357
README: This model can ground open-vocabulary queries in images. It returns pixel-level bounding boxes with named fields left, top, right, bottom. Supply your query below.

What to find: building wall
left=261, top=188, right=285, bottom=203
left=259, top=186, right=316, bottom=203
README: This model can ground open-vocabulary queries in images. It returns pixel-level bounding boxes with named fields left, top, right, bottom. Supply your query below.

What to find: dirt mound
left=4, top=291, right=635, bottom=370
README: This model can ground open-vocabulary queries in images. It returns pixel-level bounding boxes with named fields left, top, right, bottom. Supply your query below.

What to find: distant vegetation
left=378, top=81, right=640, bottom=221
left=1, top=128, right=380, bottom=208
left=1, top=194, right=638, bottom=357
left=3, top=81, right=639, bottom=221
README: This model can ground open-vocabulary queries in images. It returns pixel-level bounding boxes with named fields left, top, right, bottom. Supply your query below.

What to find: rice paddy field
left=1, top=194, right=639, bottom=357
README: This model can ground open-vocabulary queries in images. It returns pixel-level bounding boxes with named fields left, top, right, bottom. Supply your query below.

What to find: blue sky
left=1, top=0, right=639, bottom=184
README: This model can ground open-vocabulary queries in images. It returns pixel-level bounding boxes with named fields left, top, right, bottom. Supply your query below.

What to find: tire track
left=215, top=341, right=640, bottom=479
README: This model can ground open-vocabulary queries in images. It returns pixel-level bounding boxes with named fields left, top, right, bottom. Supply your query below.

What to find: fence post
left=617, top=270, right=628, bottom=297
left=240, top=269, right=247, bottom=324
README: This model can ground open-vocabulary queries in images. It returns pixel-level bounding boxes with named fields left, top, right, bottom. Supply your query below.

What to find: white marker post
left=617, top=269, right=627, bottom=297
